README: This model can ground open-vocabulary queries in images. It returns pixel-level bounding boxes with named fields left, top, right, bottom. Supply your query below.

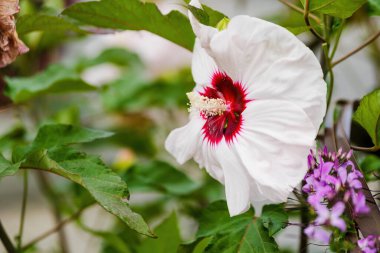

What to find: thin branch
left=351, top=145, right=380, bottom=152
left=278, top=0, right=320, bottom=23
left=21, top=206, right=88, bottom=251
left=0, top=220, right=16, bottom=253
left=303, top=0, right=325, bottom=42
left=332, top=30, right=380, bottom=67
left=16, top=171, right=29, bottom=250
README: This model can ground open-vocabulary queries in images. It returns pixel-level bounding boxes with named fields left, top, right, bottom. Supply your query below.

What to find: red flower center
left=199, top=72, right=248, bottom=145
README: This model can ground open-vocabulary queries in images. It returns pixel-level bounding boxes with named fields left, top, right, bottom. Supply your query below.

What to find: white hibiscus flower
left=165, top=0, right=327, bottom=216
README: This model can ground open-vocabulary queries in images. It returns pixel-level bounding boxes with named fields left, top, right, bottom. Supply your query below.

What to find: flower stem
left=16, top=170, right=29, bottom=251
left=0, top=220, right=16, bottom=253
left=303, top=0, right=325, bottom=42
left=277, top=0, right=320, bottom=23
left=332, top=30, right=380, bottom=67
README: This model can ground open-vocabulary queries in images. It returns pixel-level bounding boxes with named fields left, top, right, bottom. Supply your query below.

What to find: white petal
left=198, top=15, right=326, bottom=130
left=215, top=140, right=251, bottom=216
left=165, top=113, right=203, bottom=164
left=192, top=40, right=218, bottom=86
left=234, top=100, right=316, bottom=201
left=194, top=140, right=225, bottom=184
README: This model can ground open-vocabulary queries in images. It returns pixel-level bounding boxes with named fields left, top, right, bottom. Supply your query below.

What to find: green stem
left=323, top=43, right=335, bottom=113
left=304, top=0, right=325, bottom=42
left=16, top=170, right=29, bottom=251
left=329, top=20, right=345, bottom=60
left=0, top=220, right=16, bottom=253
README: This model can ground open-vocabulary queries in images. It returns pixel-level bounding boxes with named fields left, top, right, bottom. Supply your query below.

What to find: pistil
left=187, top=92, right=227, bottom=117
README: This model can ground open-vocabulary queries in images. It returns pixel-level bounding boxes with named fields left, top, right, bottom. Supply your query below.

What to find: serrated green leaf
left=17, top=124, right=152, bottom=236
left=32, top=124, right=113, bottom=149
left=62, top=0, right=195, bottom=50
left=300, top=0, right=367, bottom=18
left=17, top=14, right=84, bottom=35
left=5, top=64, right=95, bottom=103
left=126, top=161, right=200, bottom=196
left=137, top=213, right=181, bottom=253
left=368, top=0, right=380, bottom=15
left=353, top=89, right=380, bottom=146
left=197, top=200, right=279, bottom=253
left=261, top=204, right=288, bottom=236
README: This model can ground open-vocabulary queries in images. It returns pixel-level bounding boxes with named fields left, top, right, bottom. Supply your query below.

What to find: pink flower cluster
left=302, top=147, right=369, bottom=244
left=358, top=235, right=380, bottom=253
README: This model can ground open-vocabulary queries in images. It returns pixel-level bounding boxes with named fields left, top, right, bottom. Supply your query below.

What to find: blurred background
left=0, top=0, right=379, bottom=252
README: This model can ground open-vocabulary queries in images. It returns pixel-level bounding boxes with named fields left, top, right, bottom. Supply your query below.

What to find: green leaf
left=62, top=0, right=195, bottom=50
left=18, top=124, right=153, bottom=236
left=300, top=0, right=367, bottom=18
left=17, top=14, right=84, bottom=35
left=0, top=154, right=22, bottom=178
left=368, top=0, right=380, bottom=15
left=360, top=155, right=380, bottom=181
left=137, top=213, right=181, bottom=253
left=125, top=161, right=200, bottom=196
left=353, top=89, right=380, bottom=146
left=261, top=204, right=288, bottom=236
left=75, top=48, right=143, bottom=72
left=32, top=124, right=113, bottom=149
left=5, top=64, right=95, bottom=103
left=187, top=5, right=210, bottom=25
left=197, top=201, right=279, bottom=253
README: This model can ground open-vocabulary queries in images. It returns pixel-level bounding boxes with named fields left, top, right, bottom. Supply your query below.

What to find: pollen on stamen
left=186, top=92, right=227, bottom=117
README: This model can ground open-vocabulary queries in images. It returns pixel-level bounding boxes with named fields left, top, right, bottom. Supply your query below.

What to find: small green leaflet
left=261, top=204, right=289, bottom=236
left=137, top=213, right=181, bottom=253
left=353, top=89, right=380, bottom=147
left=368, top=0, right=380, bottom=16
left=196, top=201, right=280, bottom=253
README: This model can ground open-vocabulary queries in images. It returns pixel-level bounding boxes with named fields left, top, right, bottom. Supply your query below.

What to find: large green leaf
left=17, top=124, right=153, bottom=237
left=353, top=89, right=380, bottom=147
left=62, top=0, right=195, bottom=50
left=137, top=213, right=181, bottom=253
left=17, top=14, right=84, bottom=35
left=300, top=0, right=367, bottom=18
left=261, top=204, right=288, bottom=236
left=5, top=64, right=95, bottom=103
left=197, top=201, right=279, bottom=253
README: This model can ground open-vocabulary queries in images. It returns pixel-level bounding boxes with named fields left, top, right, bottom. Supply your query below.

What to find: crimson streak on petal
left=200, top=71, right=249, bottom=145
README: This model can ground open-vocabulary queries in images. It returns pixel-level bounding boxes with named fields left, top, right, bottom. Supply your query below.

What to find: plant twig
left=278, top=0, right=320, bottom=23
left=0, top=220, right=16, bottom=253
left=303, top=0, right=325, bottom=42
left=351, top=145, right=380, bottom=152
left=21, top=206, right=88, bottom=251
left=16, top=170, right=29, bottom=250
left=332, top=30, right=380, bottom=67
